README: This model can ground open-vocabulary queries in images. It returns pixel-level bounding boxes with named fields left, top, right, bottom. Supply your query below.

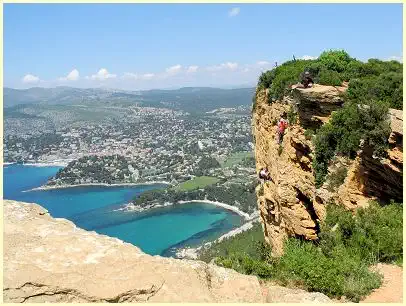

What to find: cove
left=3, top=164, right=244, bottom=256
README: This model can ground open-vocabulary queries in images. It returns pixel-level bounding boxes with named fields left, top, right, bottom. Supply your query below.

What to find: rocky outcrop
left=252, top=84, right=403, bottom=255
left=291, top=84, right=347, bottom=128
left=3, top=200, right=331, bottom=303
left=337, top=108, right=403, bottom=210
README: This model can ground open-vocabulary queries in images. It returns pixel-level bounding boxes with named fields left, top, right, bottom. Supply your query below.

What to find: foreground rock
left=3, top=200, right=331, bottom=303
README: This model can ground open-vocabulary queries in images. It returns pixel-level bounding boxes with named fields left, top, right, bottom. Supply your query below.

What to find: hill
left=4, top=86, right=255, bottom=114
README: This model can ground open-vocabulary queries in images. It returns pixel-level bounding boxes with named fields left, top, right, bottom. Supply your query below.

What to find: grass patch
left=201, top=201, right=402, bottom=302
left=221, top=151, right=253, bottom=168
left=174, top=176, right=220, bottom=191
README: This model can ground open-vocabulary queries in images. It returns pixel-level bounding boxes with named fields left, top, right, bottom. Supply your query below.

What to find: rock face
left=252, top=87, right=326, bottom=256
left=3, top=200, right=331, bottom=303
left=252, top=84, right=403, bottom=255
left=291, top=84, right=347, bottom=128
left=337, top=108, right=403, bottom=210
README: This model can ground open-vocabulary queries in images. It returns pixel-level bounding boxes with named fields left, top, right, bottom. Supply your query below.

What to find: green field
left=221, top=151, right=253, bottom=168
left=174, top=176, right=220, bottom=191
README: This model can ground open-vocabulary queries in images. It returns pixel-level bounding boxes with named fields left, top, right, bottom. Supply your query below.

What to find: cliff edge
left=3, top=200, right=331, bottom=303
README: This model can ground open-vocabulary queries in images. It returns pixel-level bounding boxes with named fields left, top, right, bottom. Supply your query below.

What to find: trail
left=361, top=263, right=403, bottom=303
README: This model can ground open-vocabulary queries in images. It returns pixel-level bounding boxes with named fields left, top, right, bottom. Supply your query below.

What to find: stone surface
left=265, top=285, right=333, bottom=303
left=3, top=200, right=332, bottom=303
left=3, top=200, right=264, bottom=303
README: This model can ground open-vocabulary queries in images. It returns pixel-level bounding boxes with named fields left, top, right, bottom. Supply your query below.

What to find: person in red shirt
left=276, top=113, right=289, bottom=144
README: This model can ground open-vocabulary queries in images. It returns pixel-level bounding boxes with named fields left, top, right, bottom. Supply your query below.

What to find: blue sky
left=4, top=3, right=403, bottom=90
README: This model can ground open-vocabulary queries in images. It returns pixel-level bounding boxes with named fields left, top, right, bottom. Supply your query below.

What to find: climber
left=276, top=113, right=289, bottom=144
left=301, top=71, right=314, bottom=88
left=258, top=167, right=272, bottom=181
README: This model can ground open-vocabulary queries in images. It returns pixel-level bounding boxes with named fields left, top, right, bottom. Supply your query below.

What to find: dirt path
left=361, top=263, right=403, bottom=303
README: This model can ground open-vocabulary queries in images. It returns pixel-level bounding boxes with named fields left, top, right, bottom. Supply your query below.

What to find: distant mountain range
left=4, top=86, right=256, bottom=113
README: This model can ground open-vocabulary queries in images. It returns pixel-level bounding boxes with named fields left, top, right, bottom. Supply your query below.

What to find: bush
left=258, top=59, right=317, bottom=100
left=276, top=239, right=381, bottom=301
left=287, top=107, right=298, bottom=124
left=347, top=72, right=403, bottom=110
left=304, top=129, right=315, bottom=140
left=211, top=202, right=403, bottom=301
left=313, top=99, right=390, bottom=187
left=326, top=165, right=348, bottom=192
left=318, top=49, right=353, bottom=73
left=318, top=69, right=343, bottom=86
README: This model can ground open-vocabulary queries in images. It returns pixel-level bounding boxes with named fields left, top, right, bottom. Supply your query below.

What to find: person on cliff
left=276, top=114, right=289, bottom=144
left=301, top=71, right=314, bottom=88
left=258, top=167, right=272, bottom=182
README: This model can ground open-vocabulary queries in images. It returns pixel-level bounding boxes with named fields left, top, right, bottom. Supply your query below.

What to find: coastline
left=24, top=181, right=172, bottom=192
left=21, top=160, right=72, bottom=167
left=175, top=217, right=260, bottom=260
left=121, top=199, right=252, bottom=220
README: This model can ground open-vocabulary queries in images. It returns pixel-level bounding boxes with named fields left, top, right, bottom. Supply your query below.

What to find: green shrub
left=326, top=165, right=348, bottom=192
left=198, top=223, right=264, bottom=262
left=340, top=60, right=365, bottom=81
left=347, top=72, right=403, bottom=109
left=276, top=239, right=381, bottom=301
left=259, top=59, right=316, bottom=100
left=203, top=201, right=403, bottom=301
left=313, top=99, right=390, bottom=187
left=318, top=69, right=343, bottom=86
left=304, top=129, right=315, bottom=140
left=320, top=202, right=403, bottom=264
left=318, top=49, right=353, bottom=73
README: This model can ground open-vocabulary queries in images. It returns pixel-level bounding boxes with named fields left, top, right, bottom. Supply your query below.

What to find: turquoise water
left=3, top=164, right=243, bottom=256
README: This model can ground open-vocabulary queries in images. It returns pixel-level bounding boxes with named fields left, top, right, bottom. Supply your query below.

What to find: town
left=4, top=104, right=256, bottom=187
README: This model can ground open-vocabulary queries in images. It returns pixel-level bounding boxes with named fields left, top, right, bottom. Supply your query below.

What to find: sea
left=3, top=164, right=244, bottom=257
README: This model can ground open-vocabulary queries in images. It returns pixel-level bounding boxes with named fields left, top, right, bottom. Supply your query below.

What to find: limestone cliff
left=252, top=84, right=403, bottom=256
left=3, top=200, right=331, bottom=303
left=336, top=108, right=403, bottom=210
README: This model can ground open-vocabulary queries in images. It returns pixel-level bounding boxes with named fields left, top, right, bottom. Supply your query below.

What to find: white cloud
left=59, top=69, right=79, bottom=81
left=22, top=74, right=40, bottom=83
left=122, top=72, right=155, bottom=80
left=141, top=73, right=155, bottom=80
left=186, top=65, right=199, bottom=73
left=301, top=55, right=317, bottom=60
left=228, top=7, right=240, bottom=17
left=256, top=61, right=271, bottom=67
left=166, top=64, right=182, bottom=75
left=388, top=55, right=403, bottom=63
left=206, top=62, right=239, bottom=71
left=122, top=72, right=139, bottom=80
left=88, top=68, right=117, bottom=81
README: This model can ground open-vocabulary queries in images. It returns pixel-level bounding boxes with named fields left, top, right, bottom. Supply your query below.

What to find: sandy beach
left=24, top=181, right=172, bottom=192
left=121, top=199, right=251, bottom=220
left=22, top=161, right=71, bottom=167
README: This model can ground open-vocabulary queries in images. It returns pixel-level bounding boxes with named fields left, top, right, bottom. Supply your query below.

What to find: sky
left=4, top=3, right=403, bottom=90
